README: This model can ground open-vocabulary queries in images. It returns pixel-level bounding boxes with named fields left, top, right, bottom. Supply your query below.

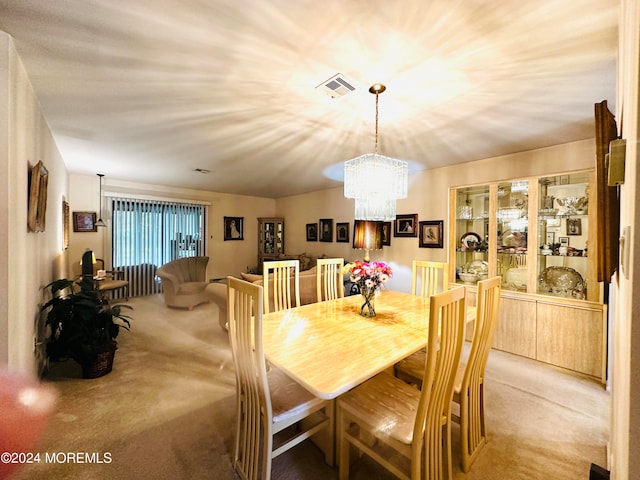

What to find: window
left=111, top=198, right=206, bottom=269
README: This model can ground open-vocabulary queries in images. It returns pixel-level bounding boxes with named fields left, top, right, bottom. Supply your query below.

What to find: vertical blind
left=110, top=197, right=206, bottom=296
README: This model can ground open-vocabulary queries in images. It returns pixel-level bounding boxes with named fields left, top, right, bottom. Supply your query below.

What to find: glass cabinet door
left=274, top=222, right=283, bottom=255
left=263, top=222, right=275, bottom=254
left=497, top=180, right=530, bottom=292
left=454, top=185, right=489, bottom=284
left=537, top=173, right=589, bottom=299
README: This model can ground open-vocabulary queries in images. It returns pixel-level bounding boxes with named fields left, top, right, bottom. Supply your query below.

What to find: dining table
left=262, top=289, right=437, bottom=400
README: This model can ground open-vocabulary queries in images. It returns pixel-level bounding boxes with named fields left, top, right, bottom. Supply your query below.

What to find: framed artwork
left=27, top=160, right=49, bottom=233
left=319, top=218, right=333, bottom=242
left=567, top=218, right=582, bottom=235
left=62, top=200, right=70, bottom=249
left=545, top=232, right=555, bottom=245
left=418, top=220, right=444, bottom=248
left=547, top=218, right=561, bottom=227
left=73, top=211, right=97, bottom=232
left=224, top=216, right=244, bottom=240
left=306, top=223, right=318, bottom=241
left=559, top=236, right=570, bottom=247
left=336, top=222, right=349, bottom=243
left=381, top=222, right=392, bottom=246
left=394, top=214, right=418, bottom=237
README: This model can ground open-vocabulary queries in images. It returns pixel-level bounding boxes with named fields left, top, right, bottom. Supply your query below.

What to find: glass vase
left=360, top=289, right=376, bottom=317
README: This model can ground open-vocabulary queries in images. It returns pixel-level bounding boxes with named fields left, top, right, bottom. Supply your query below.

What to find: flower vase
left=360, top=289, right=376, bottom=317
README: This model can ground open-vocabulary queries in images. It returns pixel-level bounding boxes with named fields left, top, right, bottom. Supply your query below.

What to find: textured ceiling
left=0, top=0, right=618, bottom=198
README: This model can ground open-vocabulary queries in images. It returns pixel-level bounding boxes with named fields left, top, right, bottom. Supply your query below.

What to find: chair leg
left=338, top=409, right=350, bottom=480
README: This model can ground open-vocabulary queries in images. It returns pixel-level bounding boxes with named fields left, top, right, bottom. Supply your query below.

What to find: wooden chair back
left=412, top=260, right=448, bottom=298
left=457, top=275, right=501, bottom=472
left=316, top=258, right=344, bottom=301
left=262, top=260, right=300, bottom=314
left=413, top=286, right=466, bottom=479
left=227, top=277, right=270, bottom=480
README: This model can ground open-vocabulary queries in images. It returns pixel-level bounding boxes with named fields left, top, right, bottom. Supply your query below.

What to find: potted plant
left=41, top=278, right=132, bottom=378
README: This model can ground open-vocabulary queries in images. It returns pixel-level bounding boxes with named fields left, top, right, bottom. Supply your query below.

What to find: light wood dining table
left=262, top=289, right=433, bottom=400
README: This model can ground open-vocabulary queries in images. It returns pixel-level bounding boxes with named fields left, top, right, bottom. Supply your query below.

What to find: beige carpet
left=12, top=288, right=609, bottom=479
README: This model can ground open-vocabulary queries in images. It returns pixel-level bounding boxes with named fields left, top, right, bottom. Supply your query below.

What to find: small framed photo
left=381, top=222, right=392, bottom=246
left=559, top=236, right=570, bottom=247
left=545, top=232, right=555, bottom=245
left=319, top=218, right=333, bottom=242
left=62, top=200, right=70, bottom=249
left=546, top=218, right=561, bottom=227
left=73, top=211, right=97, bottom=232
left=394, top=214, right=418, bottom=237
left=224, top=216, right=244, bottom=240
left=306, top=223, right=318, bottom=241
left=336, top=222, right=349, bottom=243
left=418, top=220, right=444, bottom=248
left=567, top=218, right=582, bottom=235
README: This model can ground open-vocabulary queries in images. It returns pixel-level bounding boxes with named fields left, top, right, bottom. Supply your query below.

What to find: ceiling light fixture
left=344, top=83, right=408, bottom=221
left=96, top=173, right=106, bottom=228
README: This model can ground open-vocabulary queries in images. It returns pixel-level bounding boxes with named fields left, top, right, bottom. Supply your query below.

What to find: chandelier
left=344, top=83, right=408, bottom=221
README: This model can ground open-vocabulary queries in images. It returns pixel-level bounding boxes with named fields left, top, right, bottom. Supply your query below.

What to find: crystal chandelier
left=344, top=84, right=408, bottom=221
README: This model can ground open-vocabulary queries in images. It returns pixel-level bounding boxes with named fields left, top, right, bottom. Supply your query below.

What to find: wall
left=67, top=175, right=276, bottom=279
left=277, top=138, right=595, bottom=293
left=611, top=0, right=640, bottom=478
left=0, top=33, right=68, bottom=376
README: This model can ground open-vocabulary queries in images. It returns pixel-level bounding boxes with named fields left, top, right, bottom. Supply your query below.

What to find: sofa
left=157, top=256, right=210, bottom=309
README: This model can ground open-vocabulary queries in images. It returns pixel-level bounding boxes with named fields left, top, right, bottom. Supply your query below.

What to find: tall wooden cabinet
left=449, top=170, right=607, bottom=382
left=257, top=217, right=284, bottom=272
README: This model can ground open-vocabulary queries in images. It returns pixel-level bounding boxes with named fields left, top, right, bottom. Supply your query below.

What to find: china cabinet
left=449, top=170, right=606, bottom=381
left=257, top=218, right=284, bottom=272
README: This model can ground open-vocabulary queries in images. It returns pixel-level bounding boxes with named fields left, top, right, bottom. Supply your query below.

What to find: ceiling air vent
left=316, top=73, right=356, bottom=98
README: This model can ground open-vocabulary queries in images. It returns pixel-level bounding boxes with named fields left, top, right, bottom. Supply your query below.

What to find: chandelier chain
left=374, top=92, right=379, bottom=155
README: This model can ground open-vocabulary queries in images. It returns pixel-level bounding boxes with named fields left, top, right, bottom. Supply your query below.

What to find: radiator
left=116, top=263, right=162, bottom=298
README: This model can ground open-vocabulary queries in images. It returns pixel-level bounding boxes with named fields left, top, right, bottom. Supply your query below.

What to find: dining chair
left=94, top=259, right=129, bottom=301
left=316, top=258, right=345, bottom=301
left=227, top=277, right=334, bottom=480
left=394, top=276, right=502, bottom=472
left=411, top=260, right=449, bottom=298
left=337, top=286, right=466, bottom=480
left=262, top=260, right=300, bottom=314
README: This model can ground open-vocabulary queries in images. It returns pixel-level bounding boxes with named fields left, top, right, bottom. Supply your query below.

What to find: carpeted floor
left=12, top=287, right=609, bottom=479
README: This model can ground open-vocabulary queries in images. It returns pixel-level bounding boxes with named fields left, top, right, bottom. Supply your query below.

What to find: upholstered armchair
left=157, top=256, right=210, bottom=309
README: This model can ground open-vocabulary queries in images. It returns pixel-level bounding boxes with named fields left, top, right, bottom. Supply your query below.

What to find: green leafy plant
left=41, top=278, right=132, bottom=365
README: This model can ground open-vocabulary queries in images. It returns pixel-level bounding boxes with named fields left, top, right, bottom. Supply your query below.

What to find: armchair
left=157, top=256, right=210, bottom=309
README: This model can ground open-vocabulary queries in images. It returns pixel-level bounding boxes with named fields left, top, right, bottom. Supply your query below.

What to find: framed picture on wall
left=567, top=218, right=582, bottom=235
left=73, top=211, right=97, bottom=232
left=418, top=220, right=444, bottom=248
left=27, top=161, right=49, bottom=233
left=62, top=200, right=70, bottom=249
left=224, top=216, right=244, bottom=240
left=306, top=223, right=318, bottom=241
left=336, top=222, right=349, bottom=243
left=319, top=218, right=333, bottom=242
left=394, top=214, right=418, bottom=237
left=381, top=222, right=392, bottom=246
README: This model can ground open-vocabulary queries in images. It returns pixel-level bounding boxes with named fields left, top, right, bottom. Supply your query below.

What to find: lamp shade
left=352, top=220, right=383, bottom=251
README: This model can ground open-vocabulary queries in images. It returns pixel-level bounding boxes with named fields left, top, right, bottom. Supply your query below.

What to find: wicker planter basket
left=81, top=341, right=117, bottom=379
